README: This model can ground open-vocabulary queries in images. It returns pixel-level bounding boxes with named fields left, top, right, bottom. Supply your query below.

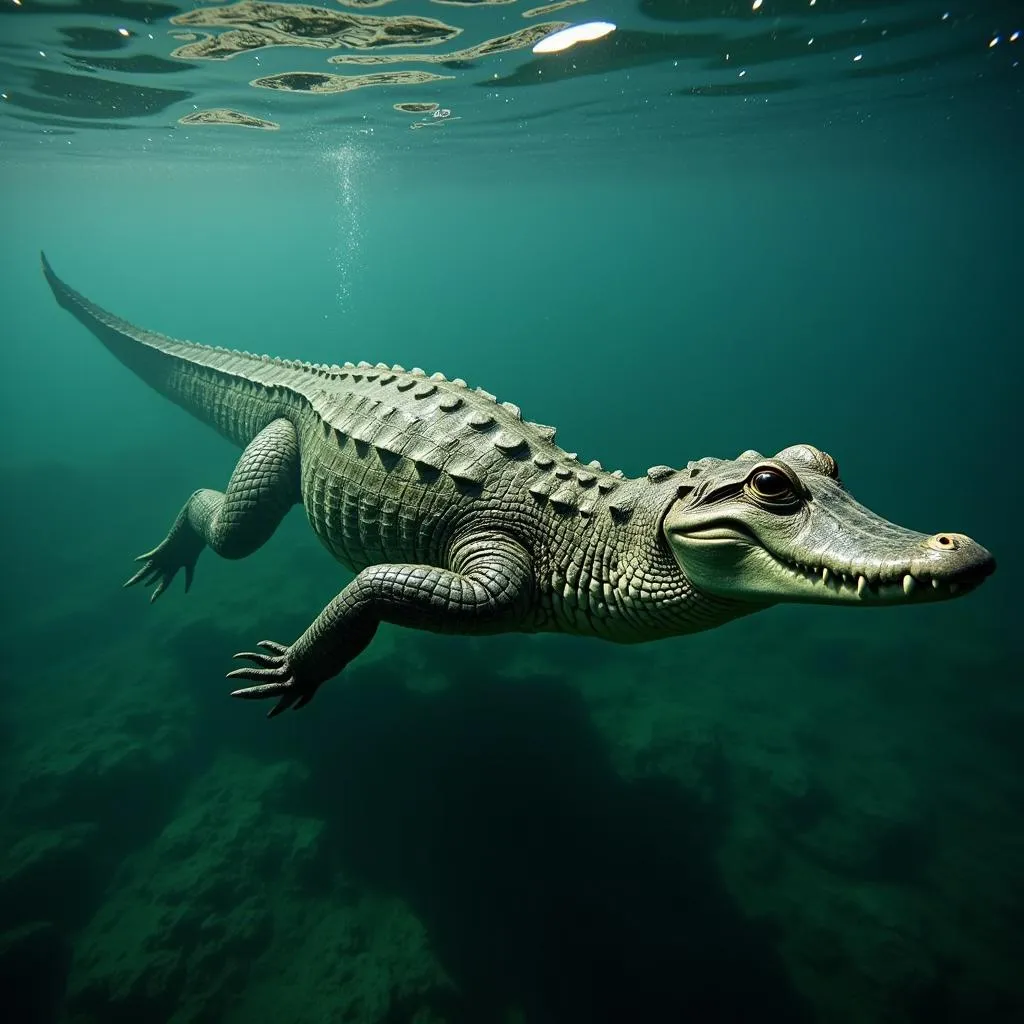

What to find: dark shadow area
left=259, top=646, right=814, bottom=1024
left=0, top=922, right=71, bottom=1024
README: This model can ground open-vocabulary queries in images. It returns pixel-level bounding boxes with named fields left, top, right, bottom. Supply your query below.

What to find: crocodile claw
left=124, top=539, right=199, bottom=602
left=227, top=641, right=318, bottom=718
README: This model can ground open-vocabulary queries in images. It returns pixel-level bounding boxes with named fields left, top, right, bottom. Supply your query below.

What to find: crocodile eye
left=748, top=468, right=794, bottom=502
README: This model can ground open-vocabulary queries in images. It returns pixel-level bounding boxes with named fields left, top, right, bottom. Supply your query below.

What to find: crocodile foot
left=124, top=529, right=204, bottom=602
left=226, top=640, right=321, bottom=718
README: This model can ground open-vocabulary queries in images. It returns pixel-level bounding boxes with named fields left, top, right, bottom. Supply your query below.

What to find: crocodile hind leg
left=227, top=532, right=534, bottom=717
left=125, top=418, right=300, bottom=601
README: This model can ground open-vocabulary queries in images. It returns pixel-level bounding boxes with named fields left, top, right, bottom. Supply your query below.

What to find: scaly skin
left=42, top=253, right=996, bottom=717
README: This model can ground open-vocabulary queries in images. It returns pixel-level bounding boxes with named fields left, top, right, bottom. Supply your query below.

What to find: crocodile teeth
left=931, top=578, right=940, bottom=590
left=903, top=574, right=916, bottom=596
left=856, top=575, right=869, bottom=598
left=821, top=567, right=831, bottom=585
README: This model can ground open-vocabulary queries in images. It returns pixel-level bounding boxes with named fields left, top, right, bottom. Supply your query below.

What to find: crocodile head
left=663, top=444, right=995, bottom=605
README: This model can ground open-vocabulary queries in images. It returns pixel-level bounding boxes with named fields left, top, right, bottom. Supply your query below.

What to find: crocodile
left=42, top=253, right=996, bottom=717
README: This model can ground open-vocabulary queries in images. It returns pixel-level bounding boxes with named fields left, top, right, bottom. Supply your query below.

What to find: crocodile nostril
left=926, top=533, right=960, bottom=552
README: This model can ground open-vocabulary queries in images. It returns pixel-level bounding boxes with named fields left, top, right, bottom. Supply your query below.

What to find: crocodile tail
left=40, top=252, right=281, bottom=447
left=41, top=250, right=205, bottom=390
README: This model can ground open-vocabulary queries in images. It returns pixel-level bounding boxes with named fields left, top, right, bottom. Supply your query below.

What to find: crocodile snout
left=918, top=532, right=996, bottom=587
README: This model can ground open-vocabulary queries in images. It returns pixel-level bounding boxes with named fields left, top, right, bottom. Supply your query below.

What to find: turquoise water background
left=1, top=1, right=1022, bottom=1021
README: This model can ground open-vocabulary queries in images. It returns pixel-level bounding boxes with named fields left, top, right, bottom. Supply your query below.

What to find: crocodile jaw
left=662, top=441, right=996, bottom=607
left=666, top=524, right=995, bottom=605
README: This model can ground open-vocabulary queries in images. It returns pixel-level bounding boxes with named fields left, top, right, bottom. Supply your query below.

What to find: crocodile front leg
left=125, top=418, right=300, bottom=600
left=227, top=532, right=534, bottom=717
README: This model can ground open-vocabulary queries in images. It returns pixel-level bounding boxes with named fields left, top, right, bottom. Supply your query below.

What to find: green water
left=1, top=2, right=1021, bottom=1022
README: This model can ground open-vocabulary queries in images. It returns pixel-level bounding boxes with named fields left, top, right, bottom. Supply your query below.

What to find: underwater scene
left=1, top=1, right=1021, bottom=1022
